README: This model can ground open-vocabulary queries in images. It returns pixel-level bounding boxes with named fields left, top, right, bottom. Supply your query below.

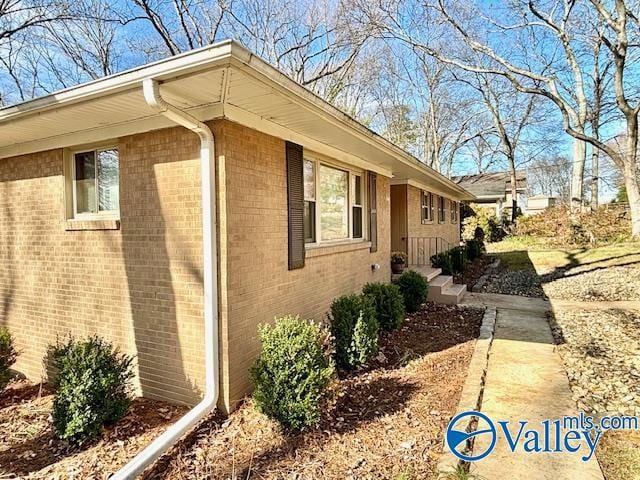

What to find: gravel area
left=480, top=267, right=545, bottom=298
left=549, top=308, right=640, bottom=416
left=541, top=264, right=640, bottom=301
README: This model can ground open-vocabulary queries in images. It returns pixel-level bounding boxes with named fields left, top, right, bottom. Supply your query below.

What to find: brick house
left=0, top=40, right=473, bottom=414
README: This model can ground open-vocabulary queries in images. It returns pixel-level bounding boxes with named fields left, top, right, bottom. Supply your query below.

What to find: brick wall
left=0, top=126, right=206, bottom=405
left=405, top=184, right=461, bottom=260
left=218, top=120, right=391, bottom=412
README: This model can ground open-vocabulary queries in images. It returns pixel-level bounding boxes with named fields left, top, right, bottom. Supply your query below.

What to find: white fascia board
left=222, top=103, right=392, bottom=177
left=227, top=50, right=473, bottom=200
left=0, top=103, right=224, bottom=159
left=0, top=41, right=233, bottom=124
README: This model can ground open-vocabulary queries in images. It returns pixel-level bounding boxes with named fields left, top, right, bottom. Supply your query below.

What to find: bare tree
left=355, top=0, right=640, bottom=236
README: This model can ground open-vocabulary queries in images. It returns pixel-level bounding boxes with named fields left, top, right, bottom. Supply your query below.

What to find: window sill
left=65, top=219, right=120, bottom=231
left=421, top=220, right=434, bottom=225
left=306, top=240, right=371, bottom=258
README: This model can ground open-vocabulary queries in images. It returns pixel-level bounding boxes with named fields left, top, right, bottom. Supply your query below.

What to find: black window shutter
left=286, top=141, right=305, bottom=270
left=368, top=171, right=378, bottom=253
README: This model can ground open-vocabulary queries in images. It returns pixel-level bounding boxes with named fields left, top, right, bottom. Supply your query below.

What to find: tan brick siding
left=405, top=185, right=461, bottom=261
left=218, top=121, right=391, bottom=412
left=0, top=126, right=205, bottom=406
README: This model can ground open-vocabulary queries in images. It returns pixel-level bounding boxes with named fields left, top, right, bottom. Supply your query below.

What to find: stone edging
left=472, top=258, right=501, bottom=293
left=436, top=305, right=497, bottom=475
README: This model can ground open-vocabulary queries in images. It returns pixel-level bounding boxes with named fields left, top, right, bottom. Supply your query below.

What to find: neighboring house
left=0, top=40, right=473, bottom=414
left=452, top=171, right=527, bottom=219
left=526, top=195, right=557, bottom=215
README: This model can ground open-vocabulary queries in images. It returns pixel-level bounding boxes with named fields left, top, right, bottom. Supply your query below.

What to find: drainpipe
left=112, top=78, right=219, bottom=479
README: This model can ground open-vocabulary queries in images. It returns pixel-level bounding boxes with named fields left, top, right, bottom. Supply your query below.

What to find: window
left=303, top=158, right=365, bottom=244
left=451, top=200, right=458, bottom=223
left=303, top=160, right=316, bottom=243
left=438, top=196, right=446, bottom=223
left=421, top=191, right=434, bottom=223
left=352, top=174, right=363, bottom=238
left=71, top=147, right=119, bottom=218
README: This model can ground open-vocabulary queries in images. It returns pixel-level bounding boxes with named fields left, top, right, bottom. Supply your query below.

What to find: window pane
left=304, top=201, right=316, bottom=243
left=319, top=165, right=348, bottom=241
left=353, top=206, right=363, bottom=238
left=304, top=160, right=315, bottom=201
left=74, top=151, right=96, bottom=214
left=353, top=175, right=362, bottom=205
left=97, top=149, right=119, bottom=212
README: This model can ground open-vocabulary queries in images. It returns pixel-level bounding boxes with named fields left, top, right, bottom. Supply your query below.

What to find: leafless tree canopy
left=1, top=0, right=639, bottom=235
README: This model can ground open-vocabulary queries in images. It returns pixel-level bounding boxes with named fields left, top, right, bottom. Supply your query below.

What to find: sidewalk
left=460, top=292, right=604, bottom=480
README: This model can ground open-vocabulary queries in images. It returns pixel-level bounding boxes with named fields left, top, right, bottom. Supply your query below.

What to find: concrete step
left=440, top=283, right=467, bottom=305
left=428, top=274, right=453, bottom=290
left=427, top=274, right=467, bottom=305
left=414, top=266, right=442, bottom=282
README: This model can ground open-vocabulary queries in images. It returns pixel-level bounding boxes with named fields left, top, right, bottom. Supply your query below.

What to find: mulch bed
left=0, top=380, right=188, bottom=479
left=454, top=256, right=493, bottom=288
left=143, top=302, right=484, bottom=480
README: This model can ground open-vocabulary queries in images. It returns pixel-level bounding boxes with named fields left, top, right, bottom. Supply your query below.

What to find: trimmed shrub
left=393, top=270, right=428, bottom=313
left=466, top=239, right=484, bottom=261
left=0, top=327, right=17, bottom=392
left=251, top=315, right=334, bottom=432
left=431, top=251, right=453, bottom=275
left=362, top=282, right=405, bottom=332
left=51, top=336, right=134, bottom=444
left=328, top=294, right=379, bottom=370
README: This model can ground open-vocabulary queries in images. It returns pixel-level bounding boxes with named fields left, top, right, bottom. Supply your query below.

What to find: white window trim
left=64, top=143, right=120, bottom=221
left=421, top=190, right=434, bottom=224
left=303, top=156, right=367, bottom=248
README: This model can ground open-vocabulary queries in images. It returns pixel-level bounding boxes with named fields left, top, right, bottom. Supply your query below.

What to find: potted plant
left=390, top=251, right=408, bottom=274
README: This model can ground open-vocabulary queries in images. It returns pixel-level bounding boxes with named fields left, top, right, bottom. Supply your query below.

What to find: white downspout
left=112, top=78, right=219, bottom=479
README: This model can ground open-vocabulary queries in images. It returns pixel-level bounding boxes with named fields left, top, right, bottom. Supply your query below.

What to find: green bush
left=251, top=315, right=334, bottom=432
left=362, top=282, right=405, bottom=332
left=393, top=270, right=428, bottom=313
left=465, top=239, right=484, bottom=260
left=450, top=246, right=468, bottom=273
left=51, top=336, right=134, bottom=444
left=431, top=251, right=454, bottom=275
left=462, top=204, right=504, bottom=242
left=0, top=327, right=17, bottom=392
left=328, top=294, right=379, bottom=370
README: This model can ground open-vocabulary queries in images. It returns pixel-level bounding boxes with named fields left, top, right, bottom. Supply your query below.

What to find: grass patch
left=487, top=238, right=640, bottom=272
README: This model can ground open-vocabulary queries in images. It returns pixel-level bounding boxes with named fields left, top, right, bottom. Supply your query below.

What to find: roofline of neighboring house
left=0, top=39, right=473, bottom=200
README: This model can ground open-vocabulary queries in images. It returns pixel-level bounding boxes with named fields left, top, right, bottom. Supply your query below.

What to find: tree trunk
left=510, top=167, right=518, bottom=223
left=591, top=148, right=599, bottom=211
left=623, top=165, right=640, bottom=238
left=570, top=137, right=586, bottom=212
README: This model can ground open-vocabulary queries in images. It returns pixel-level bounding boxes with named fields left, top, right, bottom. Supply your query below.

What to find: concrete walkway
left=460, top=292, right=604, bottom=480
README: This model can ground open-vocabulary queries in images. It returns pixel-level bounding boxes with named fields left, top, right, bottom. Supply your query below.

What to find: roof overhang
left=0, top=39, right=474, bottom=201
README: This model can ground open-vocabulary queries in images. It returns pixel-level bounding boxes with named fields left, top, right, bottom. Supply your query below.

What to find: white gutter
left=112, top=78, right=219, bottom=479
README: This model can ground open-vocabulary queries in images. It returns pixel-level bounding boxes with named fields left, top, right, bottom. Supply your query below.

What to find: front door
left=390, top=184, right=408, bottom=253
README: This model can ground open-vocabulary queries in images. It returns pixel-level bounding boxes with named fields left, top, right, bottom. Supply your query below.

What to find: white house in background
left=526, top=195, right=557, bottom=215
left=451, top=171, right=527, bottom=219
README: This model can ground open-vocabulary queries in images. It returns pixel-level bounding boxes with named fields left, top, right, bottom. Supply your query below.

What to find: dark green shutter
left=286, top=141, right=305, bottom=270
left=368, top=171, right=377, bottom=253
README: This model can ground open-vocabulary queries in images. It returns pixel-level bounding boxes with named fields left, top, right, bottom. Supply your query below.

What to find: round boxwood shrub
left=362, top=282, right=405, bottom=332
left=328, top=294, right=379, bottom=370
left=394, top=270, right=428, bottom=313
left=0, top=326, right=17, bottom=392
left=51, top=336, right=134, bottom=444
left=251, top=315, right=334, bottom=432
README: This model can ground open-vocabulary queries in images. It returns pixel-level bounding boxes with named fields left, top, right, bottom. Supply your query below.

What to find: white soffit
left=0, top=40, right=473, bottom=199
